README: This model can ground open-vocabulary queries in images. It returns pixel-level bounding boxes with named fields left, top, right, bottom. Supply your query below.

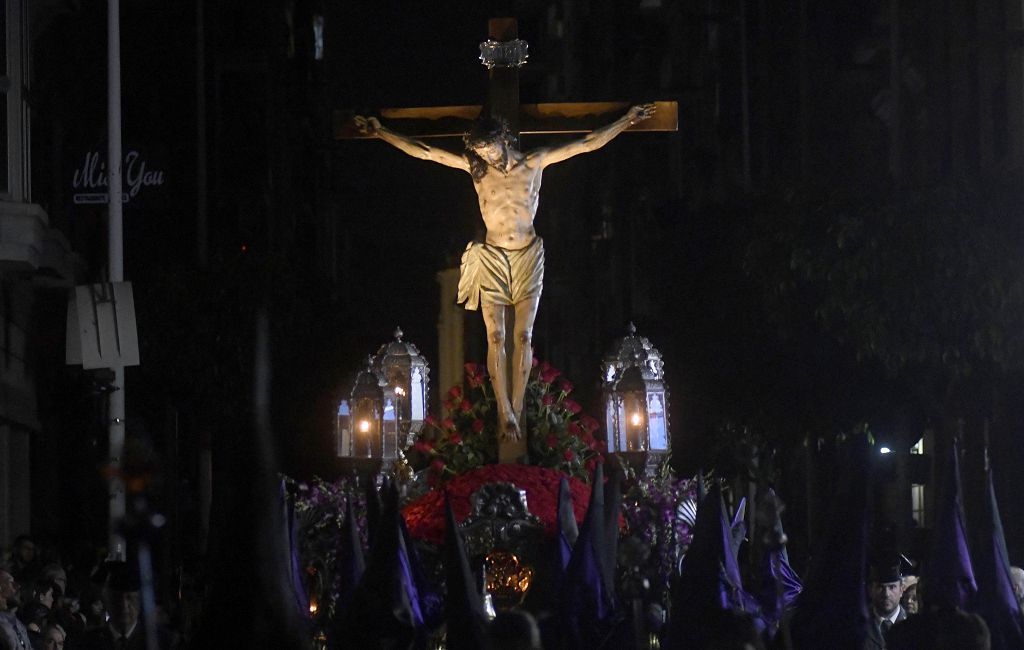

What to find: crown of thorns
left=464, top=116, right=515, bottom=149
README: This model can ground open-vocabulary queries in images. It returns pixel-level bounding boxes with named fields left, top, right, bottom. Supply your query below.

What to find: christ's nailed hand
left=628, top=103, right=656, bottom=125
left=354, top=115, right=381, bottom=136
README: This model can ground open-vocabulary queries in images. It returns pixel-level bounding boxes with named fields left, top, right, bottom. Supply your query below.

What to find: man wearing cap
left=864, top=556, right=909, bottom=650
left=78, top=562, right=145, bottom=650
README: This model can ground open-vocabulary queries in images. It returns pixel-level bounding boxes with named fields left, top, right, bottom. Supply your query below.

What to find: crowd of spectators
left=0, top=535, right=176, bottom=650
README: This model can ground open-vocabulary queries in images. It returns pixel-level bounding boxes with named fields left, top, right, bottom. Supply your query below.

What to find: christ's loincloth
left=457, top=237, right=545, bottom=311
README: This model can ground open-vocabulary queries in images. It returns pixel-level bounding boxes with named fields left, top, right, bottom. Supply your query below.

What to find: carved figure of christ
left=354, top=104, right=655, bottom=453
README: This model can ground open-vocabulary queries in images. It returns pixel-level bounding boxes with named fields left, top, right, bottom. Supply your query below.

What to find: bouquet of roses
left=406, top=360, right=606, bottom=482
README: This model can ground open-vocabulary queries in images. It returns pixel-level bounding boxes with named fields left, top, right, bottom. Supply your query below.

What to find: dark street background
left=19, top=0, right=1024, bottom=581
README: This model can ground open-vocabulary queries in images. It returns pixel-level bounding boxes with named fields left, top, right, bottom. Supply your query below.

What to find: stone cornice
left=0, top=201, right=78, bottom=283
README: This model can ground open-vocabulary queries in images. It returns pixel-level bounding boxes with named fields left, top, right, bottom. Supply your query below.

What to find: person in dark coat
left=864, top=555, right=909, bottom=650
left=76, top=563, right=169, bottom=650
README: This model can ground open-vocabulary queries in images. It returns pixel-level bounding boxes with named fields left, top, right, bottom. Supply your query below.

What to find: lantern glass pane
left=615, top=397, right=629, bottom=453
left=623, top=391, right=647, bottom=451
left=337, top=400, right=351, bottom=457
left=411, top=367, right=425, bottom=421
left=648, top=393, right=668, bottom=451
left=353, top=398, right=377, bottom=457
left=383, top=398, right=398, bottom=459
left=604, top=397, right=618, bottom=453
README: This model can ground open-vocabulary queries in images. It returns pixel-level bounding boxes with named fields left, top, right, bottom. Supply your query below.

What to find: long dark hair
left=464, top=116, right=516, bottom=181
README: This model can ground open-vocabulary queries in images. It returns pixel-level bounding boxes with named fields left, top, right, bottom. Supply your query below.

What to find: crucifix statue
left=341, top=19, right=677, bottom=462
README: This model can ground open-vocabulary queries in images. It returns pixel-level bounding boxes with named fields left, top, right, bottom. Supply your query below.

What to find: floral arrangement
left=621, top=468, right=699, bottom=603
left=285, top=476, right=367, bottom=621
left=406, top=360, right=606, bottom=482
left=286, top=469, right=701, bottom=624
left=402, top=464, right=594, bottom=545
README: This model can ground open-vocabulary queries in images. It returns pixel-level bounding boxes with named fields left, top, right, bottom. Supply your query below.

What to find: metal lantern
left=601, top=323, right=670, bottom=476
left=345, top=356, right=385, bottom=458
left=371, top=326, right=430, bottom=449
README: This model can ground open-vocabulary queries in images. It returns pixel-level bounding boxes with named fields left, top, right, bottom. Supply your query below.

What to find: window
left=1, top=0, right=30, bottom=201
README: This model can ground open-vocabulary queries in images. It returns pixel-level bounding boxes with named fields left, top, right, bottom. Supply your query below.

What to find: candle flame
left=359, top=419, right=370, bottom=433
left=630, top=412, right=642, bottom=427
left=394, top=386, right=406, bottom=396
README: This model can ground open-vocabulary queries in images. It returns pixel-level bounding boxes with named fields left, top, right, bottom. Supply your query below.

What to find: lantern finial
left=394, top=326, right=404, bottom=341
left=627, top=321, right=637, bottom=336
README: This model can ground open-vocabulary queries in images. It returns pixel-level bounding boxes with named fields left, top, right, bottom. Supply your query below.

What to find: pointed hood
left=563, top=463, right=615, bottom=645
left=731, top=496, right=747, bottom=563
left=364, top=476, right=383, bottom=549
left=756, top=489, right=802, bottom=631
left=789, top=435, right=872, bottom=650
left=333, top=495, right=365, bottom=620
left=557, top=476, right=578, bottom=573
left=670, top=482, right=767, bottom=647
left=340, top=482, right=430, bottom=647
left=191, top=311, right=310, bottom=650
left=602, top=467, right=622, bottom=601
left=282, top=479, right=310, bottom=619
left=678, top=483, right=743, bottom=611
left=925, top=439, right=977, bottom=611
left=444, top=498, right=488, bottom=650
left=974, top=461, right=1024, bottom=650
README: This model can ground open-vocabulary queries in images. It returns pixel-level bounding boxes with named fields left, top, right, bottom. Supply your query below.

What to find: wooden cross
left=334, top=19, right=677, bottom=141
left=336, top=18, right=677, bottom=464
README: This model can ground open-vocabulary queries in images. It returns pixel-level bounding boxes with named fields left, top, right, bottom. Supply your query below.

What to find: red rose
left=403, top=453, right=595, bottom=543
left=567, top=421, right=583, bottom=437
left=563, top=449, right=575, bottom=462
left=472, top=419, right=485, bottom=433
left=563, top=399, right=582, bottom=414
left=449, top=433, right=462, bottom=445
left=425, top=415, right=438, bottom=427
left=448, top=386, right=463, bottom=399
left=532, top=357, right=540, bottom=368
left=542, top=394, right=555, bottom=407
left=431, top=459, right=446, bottom=474
left=464, top=363, right=486, bottom=388
left=559, top=378, right=574, bottom=394
left=459, top=399, right=472, bottom=412
left=540, top=365, right=561, bottom=384
left=580, top=415, right=600, bottom=434
left=414, top=441, right=434, bottom=454
left=441, top=418, right=455, bottom=431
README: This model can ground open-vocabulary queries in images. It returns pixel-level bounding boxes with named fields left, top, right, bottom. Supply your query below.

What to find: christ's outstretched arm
left=354, top=115, right=470, bottom=172
left=533, top=103, right=656, bottom=168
